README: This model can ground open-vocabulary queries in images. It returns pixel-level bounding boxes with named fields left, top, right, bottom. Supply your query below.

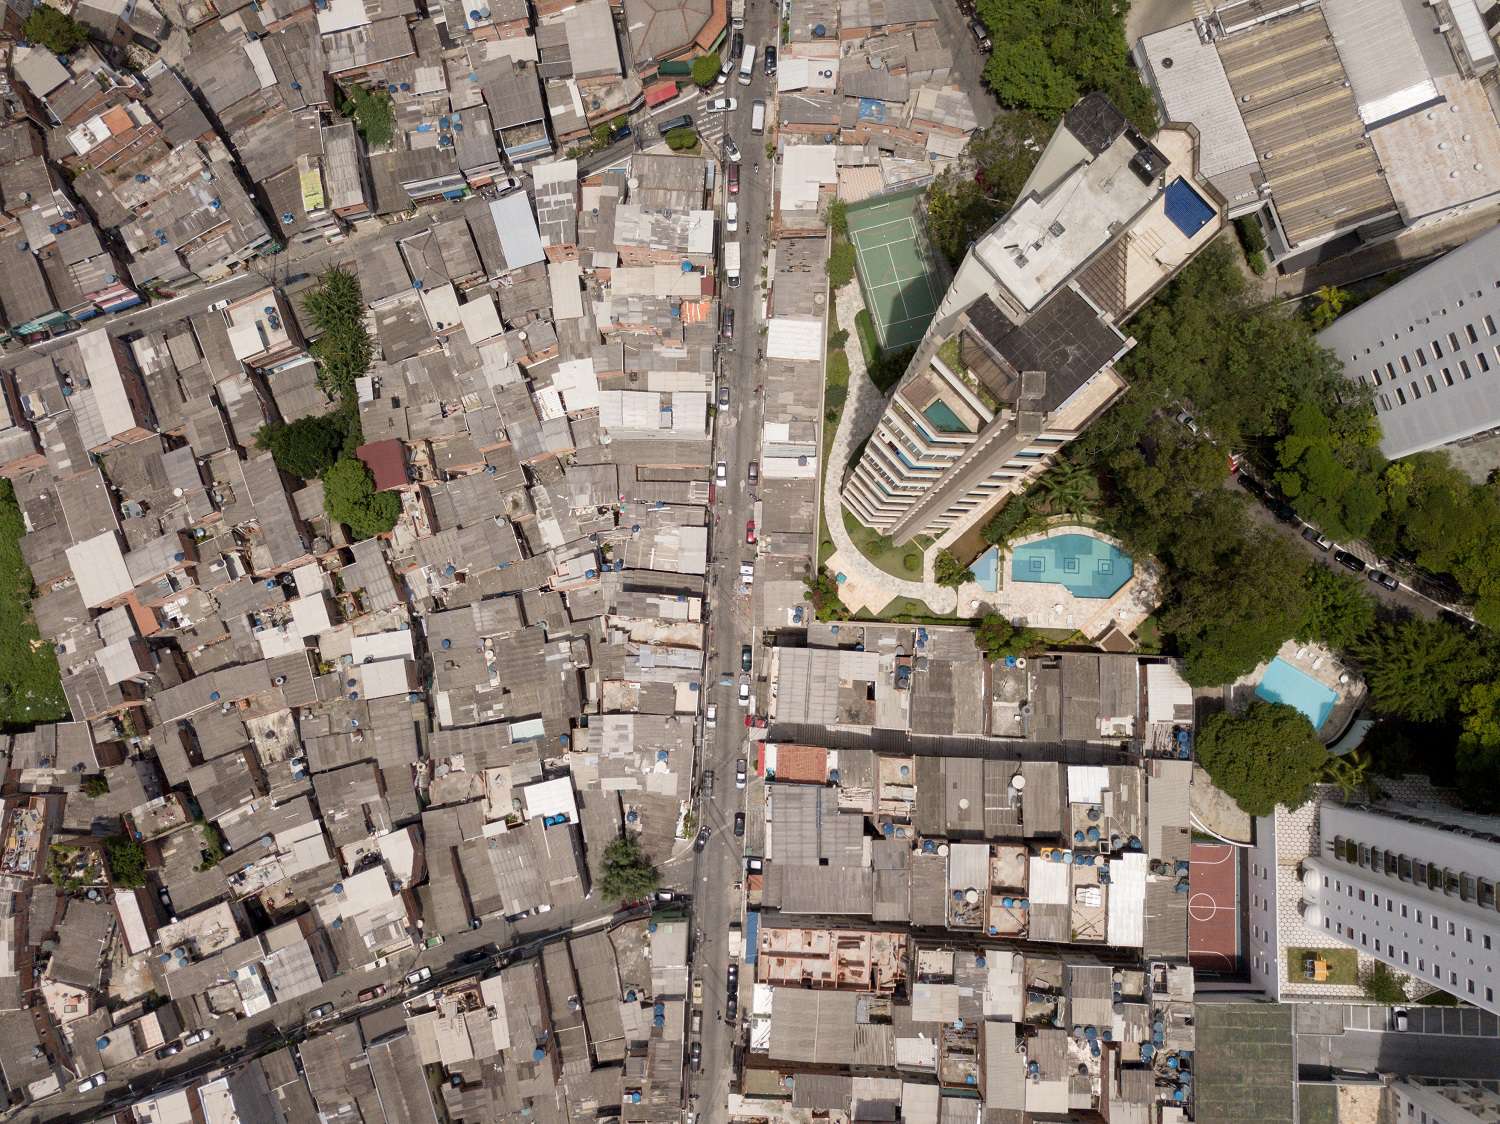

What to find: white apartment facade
left=1301, top=803, right=1500, bottom=1013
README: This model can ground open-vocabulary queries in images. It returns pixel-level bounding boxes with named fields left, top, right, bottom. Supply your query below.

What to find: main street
left=681, top=10, right=778, bottom=1121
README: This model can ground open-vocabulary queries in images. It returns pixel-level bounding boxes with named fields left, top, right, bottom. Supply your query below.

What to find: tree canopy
left=974, top=613, right=1042, bottom=661
left=257, top=413, right=348, bottom=480
left=1196, top=701, right=1328, bottom=817
left=598, top=834, right=659, bottom=901
left=1354, top=617, right=1478, bottom=723
left=975, top=0, right=1156, bottom=130
left=104, top=836, right=147, bottom=889
left=934, top=549, right=974, bottom=588
left=324, top=457, right=400, bottom=541
left=1296, top=566, right=1376, bottom=651
left=691, top=55, right=720, bottom=87
left=1361, top=962, right=1407, bottom=1005
left=304, top=268, right=373, bottom=403
left=23, top=7, right=89, bottom=54
left=340, top=84, right=395, bottom=148
left=923, top=113, right=1052, bottom=265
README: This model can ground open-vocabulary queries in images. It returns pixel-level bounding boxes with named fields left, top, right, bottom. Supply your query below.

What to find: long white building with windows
left=841, top=93, right=1222, bottom=541
left=1301, top=802, right=1500, bottom=1014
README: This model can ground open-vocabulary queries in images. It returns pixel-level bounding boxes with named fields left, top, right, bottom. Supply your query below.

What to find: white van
left=739, top=44, right=756, bottom=86
left=750, top=99, right=766, bottom=135
left=726, top=200, right=739, bottom=232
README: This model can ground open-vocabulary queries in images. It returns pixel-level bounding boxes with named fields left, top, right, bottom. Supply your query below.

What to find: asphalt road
left=1297, top=1010, right=1500, bottom=1079
left=930, top=0, right=998, bottom=128
left=676, top=12, right=779, bottom=1123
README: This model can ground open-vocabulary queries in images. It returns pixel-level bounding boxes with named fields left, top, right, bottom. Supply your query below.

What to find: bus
left=739, top=44, right=756, bottom=85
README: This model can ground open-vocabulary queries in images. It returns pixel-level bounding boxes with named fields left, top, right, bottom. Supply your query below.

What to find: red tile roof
left=356, top=439, right=408, bottom=492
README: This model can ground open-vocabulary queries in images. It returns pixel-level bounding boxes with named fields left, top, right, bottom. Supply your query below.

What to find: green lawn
left=1285, top=947, right=1358, bottom=988
left=1135, top=615, right=1162, bottom=654
left=0, top=481, right=68, bottom=730
left=870, top=595, right=951, bottom=619
left=843, top=510, right=923, bottom=580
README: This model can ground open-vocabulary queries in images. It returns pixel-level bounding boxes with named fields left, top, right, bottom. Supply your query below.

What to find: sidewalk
left=822, top=284, right=959, bottom=616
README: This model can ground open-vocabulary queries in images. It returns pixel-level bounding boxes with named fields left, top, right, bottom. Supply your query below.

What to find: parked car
left=309, top=1003, right=335, bottom=1019
left=694, top=826, right=712, bottom=852
left=1392, top=1007, right=1409, bottom=1031
left=744, top=714, right=767, bottom=728
left=155, top=1042, right=183, bottom=1060
left=741, top=644, right=753, bottom=671
left=208, top=297, right=232, bottom=312
left=722, top=307, right=734, bottom=339
left=1368, top=568, right=1400, bottom=591
left=1441, top=608, right=1480, bottom=634
left=1301, top=526, right=1332, bottom=552
left=747, top=460, right=758, bottom=483
left=736, top=757, right=747, bottom=788
left=1239, top=474, right=1267, bottom=500
left=693, top=977, right=704, bottom=1005
left=657, top=113, right=693, bottom=135
left=406, top=966, right=433, bottom=986
left=705, top=703, right=717, bottom=728
left=716, top=461, right=728, bottom=485
left=731, top=30, right=744, bottom=59
left=745, top=519, right=756, bottom=544
left=1174, top=409, right=1199, bottom=435
left=1333, top=550, right=1366, bottom=574
left=737, top=677, right=751, bottom=707
left=183, top=1029, right=213, bottom=1047
left=77, top=1073, right=106, bottom=1092
left=462, top=949, right=489, bottom=964
left=705, top=96, right=737, bottom=112
left=734, top=812, right=746, bottom=837
left=358, top=985, right=387, bottom=1002
left=727, top=164, right=740, bottom=194
left=702, top=769, right=715, bottom=796
left=763, top=45, right=778, bottom=75
left=718, top=385, right=730, bottom=408
left=690, top=1041, right=703, bottom=1071
left=691, top=1009, right=703, bottom=1035
left=968, top=18, right=992, bottom=49
left=724, top=136, right=741, bottom=162
left=1270, top=499, right=1299, bottom=524
left=726, top=199, right=739, bottom=231
left=739, top=561, right=754, bottom=583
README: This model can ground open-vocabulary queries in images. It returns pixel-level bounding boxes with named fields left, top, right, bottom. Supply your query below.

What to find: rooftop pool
left=1009, top=533, right=1133, bottom=599
left=1255, top=657, right=1338, bottom=730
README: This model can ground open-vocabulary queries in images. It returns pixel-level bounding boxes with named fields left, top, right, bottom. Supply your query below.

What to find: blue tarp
left=744, top=910, right=760, bottom=964
left=856, top=97, right=887, bottom=123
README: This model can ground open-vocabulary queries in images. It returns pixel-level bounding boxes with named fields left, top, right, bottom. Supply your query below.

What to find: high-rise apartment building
left=840, top=95, right=1221, bottom=542
left=1302, top=802, right=1500, bottom=1014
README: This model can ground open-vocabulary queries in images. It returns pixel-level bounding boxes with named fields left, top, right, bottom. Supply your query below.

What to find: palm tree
left=1027, top=460, right=1094, bottom=516
left=1323, top=750, right=1371, bottom=801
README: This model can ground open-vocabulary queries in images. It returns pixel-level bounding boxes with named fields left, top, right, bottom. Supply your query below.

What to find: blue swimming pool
left=973, top=546, right=1000, bottom=593
left=1164, top=177, right=1214, bottom=237
left=1009, top=533, right=1133, bottom=599
left=1255, top=657, right=1338, bottom=730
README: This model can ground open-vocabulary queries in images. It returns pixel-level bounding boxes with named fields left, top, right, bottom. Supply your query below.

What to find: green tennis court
left=846, top=189, right=947, bottom=350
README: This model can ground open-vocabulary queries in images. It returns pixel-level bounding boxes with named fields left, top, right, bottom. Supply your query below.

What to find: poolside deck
left=960, top=525, right=1162, bottom=643
left=1229, top=640, right=1366, bottom=741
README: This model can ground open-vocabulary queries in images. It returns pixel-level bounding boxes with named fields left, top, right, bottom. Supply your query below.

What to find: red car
left=744, top=715, right=767, bottom=728
left=745, top=519, right=756, bottom=545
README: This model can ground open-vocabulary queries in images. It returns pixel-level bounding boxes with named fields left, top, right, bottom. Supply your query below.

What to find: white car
left=724, top=137, right=742, bottom=162
left=737, top=678, right=751, bottom=707
left=705, top=703, right=717, bottom=728
left=182, top=1028, right=213, bottom=1046
left=208, top=298, right=232, bottom=312
left=77, top=1073, right=106, bottom=1092
left=705, top=97, right=738, bottom=112
left=406, top=966, right=433, bottom=986
left=739, top=562, right=754, bottom=582
left=726, top=200, right=739, bottom=232
left=716, top=461, right=728, bottom=485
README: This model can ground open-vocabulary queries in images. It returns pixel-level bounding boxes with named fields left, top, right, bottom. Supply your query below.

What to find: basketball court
left=846, top=189, right=947, bottom=351
left=1188, top=842, right=1241, bottom=973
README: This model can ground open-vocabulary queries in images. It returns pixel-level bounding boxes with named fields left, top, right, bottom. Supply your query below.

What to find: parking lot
left=1344, top=1004, right=1500, bottom=1037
